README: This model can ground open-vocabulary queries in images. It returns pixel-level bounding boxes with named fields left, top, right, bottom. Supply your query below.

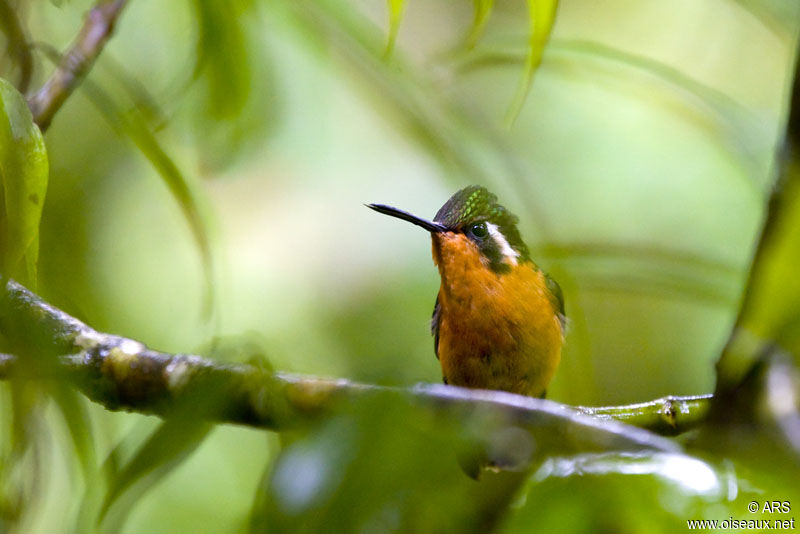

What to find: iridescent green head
left=433, top=185, right=530, bottom=265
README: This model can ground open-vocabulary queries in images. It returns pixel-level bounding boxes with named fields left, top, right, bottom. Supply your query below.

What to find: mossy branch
left=0, top=279, right=707, bottom=449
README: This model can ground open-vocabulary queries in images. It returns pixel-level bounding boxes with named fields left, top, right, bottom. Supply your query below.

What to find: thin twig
left=0, top=0, right=34, bottom=92
left=577, top=394, right=712, bottom=436
left=26, top=0, right=129, bottom=131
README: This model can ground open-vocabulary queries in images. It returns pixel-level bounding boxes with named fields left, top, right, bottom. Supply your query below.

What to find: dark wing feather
left=544, top=272, right=566, bottom=332
left=431, top=293, right=441, bottom=360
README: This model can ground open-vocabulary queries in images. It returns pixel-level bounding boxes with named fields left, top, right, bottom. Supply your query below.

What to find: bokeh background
left=2, top=0, right=799, bottom=532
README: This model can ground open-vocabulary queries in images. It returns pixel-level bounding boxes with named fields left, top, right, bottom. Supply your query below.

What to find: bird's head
left=368, top=185, right=530, bottom=273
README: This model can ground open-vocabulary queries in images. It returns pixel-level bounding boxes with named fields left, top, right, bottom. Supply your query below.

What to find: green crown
left=434, top=185, right=530, bottom=261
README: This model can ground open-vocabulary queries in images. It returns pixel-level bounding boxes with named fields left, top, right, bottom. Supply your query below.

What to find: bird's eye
left=469, top=222, right=489, bottom=239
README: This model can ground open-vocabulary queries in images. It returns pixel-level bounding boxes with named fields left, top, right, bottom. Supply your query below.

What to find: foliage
left=0, top=78, right=47, bottom=287
left=0, top=0, right=799, bottom=533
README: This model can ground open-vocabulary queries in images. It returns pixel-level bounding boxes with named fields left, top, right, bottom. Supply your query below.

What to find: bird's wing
left=544, top=272, right=566, bottom=332
left=431, top=293, right=441, bottom=360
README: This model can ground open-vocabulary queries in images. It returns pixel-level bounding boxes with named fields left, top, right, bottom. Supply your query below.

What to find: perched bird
left=368, top=185, right=565, bottom=398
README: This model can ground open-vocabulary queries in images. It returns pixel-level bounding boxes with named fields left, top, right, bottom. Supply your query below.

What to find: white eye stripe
left=485, top=222, right=519, bottom=265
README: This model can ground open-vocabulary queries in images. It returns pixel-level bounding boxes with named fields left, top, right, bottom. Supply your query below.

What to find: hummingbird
left=368, top=185, right=565, bottom=398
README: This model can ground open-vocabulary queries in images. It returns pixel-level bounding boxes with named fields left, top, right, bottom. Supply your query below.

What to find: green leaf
left=384, top=0, right=407, bottom=58
left=501, top=452, right=741, bottom=533
left=733, top=0, right=800, bottom=37
left=99, top=419, right=213, bottom=531
left=256, top=385, right=680, bottom=533
left=76, top=79, right=216, bottom=316
left=191, top=0, right=252, bottom=121
left=714, top=57, right=800, bottom=394
left=0, top=77, right=48, bottom=287
left=256, top=399, right=525, bottom=534
left=465, top=0, right=494, bottom=49
left=32, top=46, right=216, bottom=312
left=505, top=0, right=559, bottom=126
left=715, top=169, right=800, bottom=394
left=288, top=0, right=523, bottom=187
left=185, top=0, right=277, bottom=171
left=48, top=384, right=95, bottom=479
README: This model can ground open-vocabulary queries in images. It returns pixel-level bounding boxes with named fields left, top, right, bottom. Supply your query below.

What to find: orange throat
left=430, top=232, right=562, bottom=397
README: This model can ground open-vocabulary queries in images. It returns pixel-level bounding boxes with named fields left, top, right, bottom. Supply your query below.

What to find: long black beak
left=366, top=203, right=447, bottom=233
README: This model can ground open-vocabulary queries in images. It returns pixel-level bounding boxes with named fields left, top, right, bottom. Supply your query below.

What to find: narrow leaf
left=191, top=0, right=251, bottom=120
left=49, top=384, right=96, bottom=479
left=465, top=0, right=494, bottom=49
left=185, top=0, right=276, bottom=171
left=32, top=48, right=215, bottom=312
left=384, top=0, right=407, bottom=58
left=80, top=81, right=216, bottom=316
left=99, top=420, right=213, bottom=530
left=0, top=77, right=48, bottom=287
left=505, top=0, right=559, bottom=126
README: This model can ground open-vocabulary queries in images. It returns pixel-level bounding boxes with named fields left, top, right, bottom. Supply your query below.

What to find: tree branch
left=0, top=279, right=710, bottom=448
left=0, top=0, right=34, bottom=92
left=576, top=394, right=711, bottom=436
left=26, top=0, right=129, bottom=131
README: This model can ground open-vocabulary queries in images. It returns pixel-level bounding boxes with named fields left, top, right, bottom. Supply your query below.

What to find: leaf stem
left=27, top=0, right=129, bottom=131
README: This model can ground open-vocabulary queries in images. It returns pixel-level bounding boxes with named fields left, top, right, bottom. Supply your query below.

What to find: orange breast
left=432, top=233, right=562, bottom=397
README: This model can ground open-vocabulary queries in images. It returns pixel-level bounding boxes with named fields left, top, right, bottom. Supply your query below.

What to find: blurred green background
left=2, top=0, right=799, bottom=532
